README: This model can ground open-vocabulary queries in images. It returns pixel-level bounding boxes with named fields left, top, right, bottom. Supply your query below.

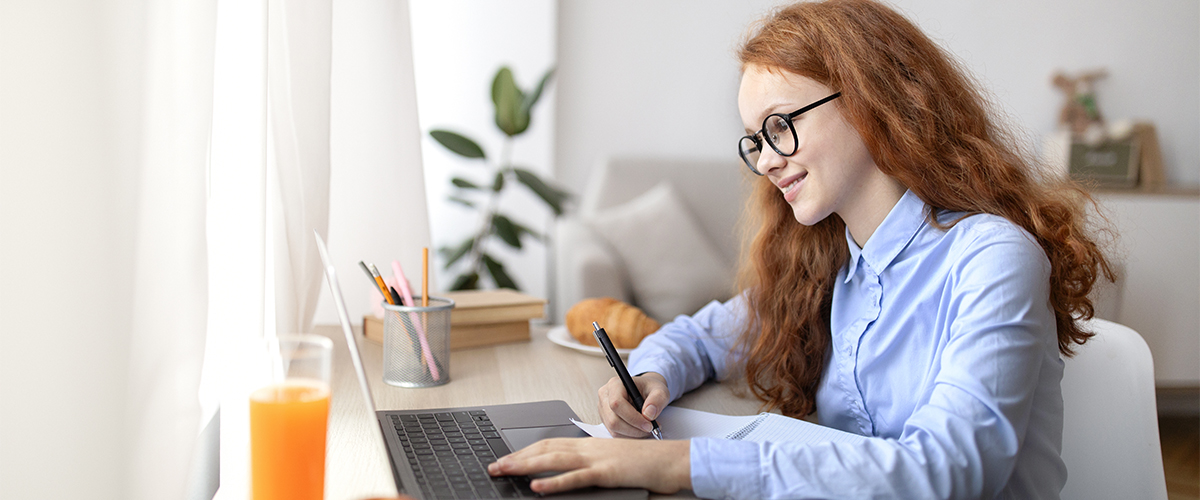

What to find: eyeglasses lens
left=764, top=115, right=795, bottom=156
left=739, top=137, right=761, bottom=171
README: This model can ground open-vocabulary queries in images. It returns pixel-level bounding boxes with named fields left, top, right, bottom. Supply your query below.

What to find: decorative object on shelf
left=1053, top=69, right=1109, bottom=144
left=1128, top=122, right=1165, bottom=190
left=1067, top=124, right=1141, bottom=188
left=428, top=66, right=571, bottom=291
left=1043, top=69, right=1165, bottom=190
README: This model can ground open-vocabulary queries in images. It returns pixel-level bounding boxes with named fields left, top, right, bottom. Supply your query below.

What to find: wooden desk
left=319, top=324, right=763, bottom=500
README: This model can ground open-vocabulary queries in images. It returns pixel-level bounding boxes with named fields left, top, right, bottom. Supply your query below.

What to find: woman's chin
left=789, top=203, right=827, bottom=227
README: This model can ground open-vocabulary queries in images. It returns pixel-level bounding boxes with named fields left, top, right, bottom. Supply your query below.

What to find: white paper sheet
left=733, top=413, right=869, bottom=445
left=570, top=406, right=868, bottom=446
left=568, top=418, right=613, bottom=438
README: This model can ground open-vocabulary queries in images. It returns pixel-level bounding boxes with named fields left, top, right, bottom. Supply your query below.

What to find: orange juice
left=250, top=379, right=331, bottom=500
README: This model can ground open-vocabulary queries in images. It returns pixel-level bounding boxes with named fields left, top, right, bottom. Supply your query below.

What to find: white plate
left=547, top=325, right=633, bottom=358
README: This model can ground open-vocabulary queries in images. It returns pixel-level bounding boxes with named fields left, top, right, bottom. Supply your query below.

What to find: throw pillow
left=586, top=181, right=733, bottom=323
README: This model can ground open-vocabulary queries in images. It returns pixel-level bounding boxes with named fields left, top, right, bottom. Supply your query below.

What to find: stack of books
left=363, top=289, right=546, bottom=350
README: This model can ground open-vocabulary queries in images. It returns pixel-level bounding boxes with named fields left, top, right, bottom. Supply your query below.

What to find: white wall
left=554, top=0, right=1200, bottom=191
left=313, top=0, right=435, bottom=326
left=0, top=0, right=143, bottom=498
left=555, top=1, right=770, bottom=190
left=896, top=0, right=1198, bottom=187
left=313, top=0, right=557, bottom=327
left=410, top=0, right=557, bottom=300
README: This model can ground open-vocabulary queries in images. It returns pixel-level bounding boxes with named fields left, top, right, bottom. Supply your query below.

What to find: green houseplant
left=429, top=66, right=569, bottom=291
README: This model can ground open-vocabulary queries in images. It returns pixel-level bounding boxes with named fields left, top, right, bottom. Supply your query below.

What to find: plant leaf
left=491, top=214, right=522, bottom=249
left=491, top=67, right=512, bottom=106
left=509, top=219, right=544, bottom=242
left=448, top=195, right=475, bottom=208
left=513, top=168, right=570, bottom=216
left=482, top=254, right=519, bottom=290
left=520, top=68, right=554, bottom=118
left=491, top=67, right=528, bottom=136
left=491, top=171, right=505, bottom=192
left=440, top=237, right=475, bottom=268
left=429, top=129, right=486, bottom=159
left=451, top=177, right=481, bottom=189
left=450, top=272, right=479, bottom=291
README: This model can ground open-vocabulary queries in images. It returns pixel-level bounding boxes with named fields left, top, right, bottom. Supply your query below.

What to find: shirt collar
left=843, top=189, right=928, bottom=283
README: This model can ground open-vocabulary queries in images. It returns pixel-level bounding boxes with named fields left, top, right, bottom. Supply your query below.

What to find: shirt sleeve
left=689, top=229, right=1057, bottom=500
left=626, top=295, right=748, bottom=402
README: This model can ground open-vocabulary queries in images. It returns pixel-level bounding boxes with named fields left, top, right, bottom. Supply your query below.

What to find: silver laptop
left=315, top=232, right=646, bottom=500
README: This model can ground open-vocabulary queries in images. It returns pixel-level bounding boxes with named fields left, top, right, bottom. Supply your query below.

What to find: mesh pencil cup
left=381, top=296, right=454, bottom=387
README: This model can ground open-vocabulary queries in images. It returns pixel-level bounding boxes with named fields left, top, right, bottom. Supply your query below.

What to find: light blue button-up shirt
left=627, top=190, right=1066, bottom=499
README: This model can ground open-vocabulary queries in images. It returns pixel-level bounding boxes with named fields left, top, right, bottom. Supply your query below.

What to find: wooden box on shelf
left=1065, top=122, right=1166, bottom=190
left=363, top=289, right=547, bottom=350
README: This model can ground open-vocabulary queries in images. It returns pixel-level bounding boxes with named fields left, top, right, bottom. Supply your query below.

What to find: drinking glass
left=250, top=334, right=333, bottom=500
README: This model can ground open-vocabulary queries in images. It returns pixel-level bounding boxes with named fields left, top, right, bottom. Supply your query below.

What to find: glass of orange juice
left=250, top=334, right=333, bottom=500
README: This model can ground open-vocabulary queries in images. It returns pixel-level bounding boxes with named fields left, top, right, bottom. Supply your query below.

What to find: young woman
left=488, top=1, right=1112, bottom=498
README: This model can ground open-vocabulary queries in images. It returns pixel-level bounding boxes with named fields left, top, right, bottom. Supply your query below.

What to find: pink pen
left=392, top=260, right=440, bottom=381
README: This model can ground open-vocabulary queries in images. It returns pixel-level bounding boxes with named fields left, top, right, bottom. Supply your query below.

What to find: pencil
left=391, top=259, right=440, bottom=381
left=358, top=261, right=380, bottom=294
left=369, top=264, right=396, bottom=305
left=421, top=247, right=429, bottom=307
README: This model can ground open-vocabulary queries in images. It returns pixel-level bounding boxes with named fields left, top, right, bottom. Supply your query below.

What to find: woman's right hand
left=598, top=372, right=670, bottom=438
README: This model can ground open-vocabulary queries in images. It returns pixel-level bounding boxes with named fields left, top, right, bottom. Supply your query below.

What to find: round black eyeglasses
left=738, top=92, right=841, bottom=175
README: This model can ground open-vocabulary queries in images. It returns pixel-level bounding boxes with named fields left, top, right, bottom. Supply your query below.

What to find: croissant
left=566, top=297, right=661, bottom=349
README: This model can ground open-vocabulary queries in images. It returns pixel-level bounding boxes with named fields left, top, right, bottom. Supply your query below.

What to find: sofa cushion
left=586, top=181, right=734, bottom=323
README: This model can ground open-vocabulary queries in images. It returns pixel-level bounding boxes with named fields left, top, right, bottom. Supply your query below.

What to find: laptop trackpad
left=499, top=424, right=648, bottom=499
left=503, top=424, right=588, bottom=451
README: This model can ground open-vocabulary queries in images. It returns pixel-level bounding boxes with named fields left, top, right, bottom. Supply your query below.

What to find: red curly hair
left=735, top=0, right=1114, bottom=418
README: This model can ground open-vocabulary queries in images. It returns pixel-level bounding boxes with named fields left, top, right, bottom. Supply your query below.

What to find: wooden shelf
left=1091, top=185, right=1200, bottom=197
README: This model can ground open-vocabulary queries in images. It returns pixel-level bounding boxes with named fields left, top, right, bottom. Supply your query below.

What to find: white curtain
left=201, top=0, right=332, bottom=497
left=201, top=0, right=269, bottom=496
left=269, top=0, right=332, bottom=336
left=122, top=0, right=332, bottom=497
left=124, top=1, right=216, bottom=499
left=3, top=0, right=425, bottom=498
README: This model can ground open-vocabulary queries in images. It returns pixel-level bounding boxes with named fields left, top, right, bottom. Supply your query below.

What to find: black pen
left=592, top=321, right=663, bottom=440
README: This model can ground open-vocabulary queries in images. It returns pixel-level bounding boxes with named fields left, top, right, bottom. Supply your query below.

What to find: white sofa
left=554, top=157, right=749, bottom=324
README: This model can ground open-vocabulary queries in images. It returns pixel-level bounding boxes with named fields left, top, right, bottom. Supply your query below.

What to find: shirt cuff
left=627, top=354, right=682, bottom=402
left=690, top=437, right=762, bottom=500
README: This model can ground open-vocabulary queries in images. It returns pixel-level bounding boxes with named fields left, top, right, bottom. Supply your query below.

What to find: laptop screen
left=314, top=230, right=377, bottom=413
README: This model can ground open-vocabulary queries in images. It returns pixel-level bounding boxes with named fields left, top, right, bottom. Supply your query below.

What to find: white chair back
left=1060, top=318, right=1168, bottom=500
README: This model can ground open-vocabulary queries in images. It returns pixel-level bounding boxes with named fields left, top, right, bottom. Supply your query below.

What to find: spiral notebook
left=570, top=406, right=870, bottom=445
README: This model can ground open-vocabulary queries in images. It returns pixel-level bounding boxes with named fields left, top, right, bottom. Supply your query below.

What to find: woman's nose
left=758, top=145, right=787, bottom=174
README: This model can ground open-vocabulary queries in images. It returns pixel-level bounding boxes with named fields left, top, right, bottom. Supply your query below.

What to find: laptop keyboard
left=390, top=410, right=537, bottom=499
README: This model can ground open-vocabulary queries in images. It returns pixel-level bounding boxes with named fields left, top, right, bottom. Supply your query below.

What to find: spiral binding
left=725, top=413, right=770, bottom=440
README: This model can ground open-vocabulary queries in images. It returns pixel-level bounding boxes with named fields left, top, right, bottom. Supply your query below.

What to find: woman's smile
left=778, top=172, right=807, bottom=203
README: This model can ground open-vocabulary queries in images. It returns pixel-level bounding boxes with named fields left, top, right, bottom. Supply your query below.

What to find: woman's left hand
left=486, top=437, right=691, bottom=495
